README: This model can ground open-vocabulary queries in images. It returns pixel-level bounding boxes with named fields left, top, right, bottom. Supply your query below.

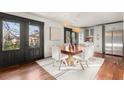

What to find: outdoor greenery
left=3, top=40, right=20, bottom=50
left=2, top=21, right=20, bottom=51
left=2, top=22, right=40, bottom=51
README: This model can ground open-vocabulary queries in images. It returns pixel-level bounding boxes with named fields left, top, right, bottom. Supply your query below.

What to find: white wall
left=6, top=12, right=64, bottom=57
left=44, top=21, right=64, bottom=57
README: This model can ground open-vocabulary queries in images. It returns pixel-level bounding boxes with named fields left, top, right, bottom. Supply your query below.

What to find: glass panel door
left=29, top=25, right=40, bottom=48
left=25, top=22, right=43, bottom=61
left=0, top=13, right=44, bottom=67
left=0, top=19, right=25, bottom=67
left=2, top=21, right=20, bottom=51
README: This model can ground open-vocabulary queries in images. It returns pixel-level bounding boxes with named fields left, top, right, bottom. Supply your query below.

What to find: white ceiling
left=31, top=12, right=123, bottom=27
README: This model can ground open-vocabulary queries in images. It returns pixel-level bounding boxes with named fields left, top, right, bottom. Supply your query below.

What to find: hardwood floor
left=0, top=53, right=124, bottom=80
left=0, top=62, right=55, bottom=80
left=95, top=53, right=124, bottom=80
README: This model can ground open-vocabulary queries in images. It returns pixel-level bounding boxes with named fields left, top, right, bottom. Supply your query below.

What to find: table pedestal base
left=66, top=55, right=75, bottom=66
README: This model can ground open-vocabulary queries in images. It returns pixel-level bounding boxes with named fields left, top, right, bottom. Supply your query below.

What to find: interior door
left=113, top=30, right=123, bottom=56
left=105, top=31, right=113, bottom=55
left=25, top=21, right=44, bottom=61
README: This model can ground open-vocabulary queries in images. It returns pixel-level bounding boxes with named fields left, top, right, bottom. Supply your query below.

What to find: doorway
left=0, top=13, right=44, bottom=68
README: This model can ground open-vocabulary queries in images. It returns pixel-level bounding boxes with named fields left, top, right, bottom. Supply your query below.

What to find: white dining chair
left=52, top=46, right=68, bottom=70
left=79, top=42, right=95, bottom=58
left=88, top=43, right=95, bottom=58
left=74, top=45, right=90, bottom=70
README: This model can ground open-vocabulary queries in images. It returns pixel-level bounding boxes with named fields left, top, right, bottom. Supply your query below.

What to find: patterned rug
left=36, top=57, right=104, bottom=80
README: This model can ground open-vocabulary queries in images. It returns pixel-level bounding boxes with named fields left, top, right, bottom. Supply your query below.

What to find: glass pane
left=72, top=32, right=76, bottom=44
left=66, top=31, right=70, bottom=43
left=29, top=25, right=40, bottom=48
left=2, top=21, right=20, bottom=51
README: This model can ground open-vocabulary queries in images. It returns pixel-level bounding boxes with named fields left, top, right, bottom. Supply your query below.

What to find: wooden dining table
left=60, top=44, right=84, bottom=66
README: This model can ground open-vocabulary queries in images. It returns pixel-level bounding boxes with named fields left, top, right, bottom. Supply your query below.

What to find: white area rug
left=36, top=57, right=104, bottom=80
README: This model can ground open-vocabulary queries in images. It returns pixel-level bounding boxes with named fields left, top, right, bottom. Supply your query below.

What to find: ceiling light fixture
left=72, top=27, right=80, bottom=33
left=64, top=21, right=70, bottom=27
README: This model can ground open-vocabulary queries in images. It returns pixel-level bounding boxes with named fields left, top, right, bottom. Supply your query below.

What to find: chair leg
left=53, top=61, right=55, bottom=67
left=80, top=62, right=85, bottom=70
left=53, top=60, right=57, bottom=67
left=59, top=60, right=63, bottom=70
left=86, top=60, right=88, bottom=67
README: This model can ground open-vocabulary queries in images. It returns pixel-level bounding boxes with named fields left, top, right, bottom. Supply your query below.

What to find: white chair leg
left=59, top=60, right=63, bottom=70
left=80, top=62, right=85, bottom=70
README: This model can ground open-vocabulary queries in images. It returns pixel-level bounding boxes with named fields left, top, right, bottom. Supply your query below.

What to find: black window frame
left=2, top=19, right=21, bottom=51
left=64, top=27, right=78, bottom=44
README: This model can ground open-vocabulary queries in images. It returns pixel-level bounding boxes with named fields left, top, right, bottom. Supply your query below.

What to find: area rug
left=36, top=57, right=104, bottom=80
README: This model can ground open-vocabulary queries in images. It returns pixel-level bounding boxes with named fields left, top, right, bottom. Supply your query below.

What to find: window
left=66, top=31, right=71, bottom=43
left=2, top=21, right=20, bottom=51
left=72, top=32, right=76, bottom=44
left=79, top=32, right=84, bottom=44
left=29, top=25, right=40, bottom=48
left=64, top=27, right=78, bottom=44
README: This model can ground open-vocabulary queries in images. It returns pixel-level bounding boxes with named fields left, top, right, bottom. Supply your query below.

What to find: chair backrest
left=80, top=46, right=90, bottom=60
left=52, top=46, right=60, bottom=60
left=80, top=43, right=94, bottom=58
left=85, top=45, right=91, bottom=59
left=89, top=44, right=95, bottom=57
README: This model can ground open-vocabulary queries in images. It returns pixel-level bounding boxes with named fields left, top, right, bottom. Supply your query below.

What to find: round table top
left=60, top=45, right=83, bottom=55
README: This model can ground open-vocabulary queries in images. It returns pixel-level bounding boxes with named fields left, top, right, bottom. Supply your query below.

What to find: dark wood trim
left=41, top=22, right=44, bottom=58
left=0, top=12, right=27, bottom=22
left=0, top=17, right=2, bottom=66
left=102, top=25, right=105, bottom=53
left=0, top=12, right=44, bottom=24
left=123, top=28, right=124, bottom=56
left=105, top=54, right=124, bottom=57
